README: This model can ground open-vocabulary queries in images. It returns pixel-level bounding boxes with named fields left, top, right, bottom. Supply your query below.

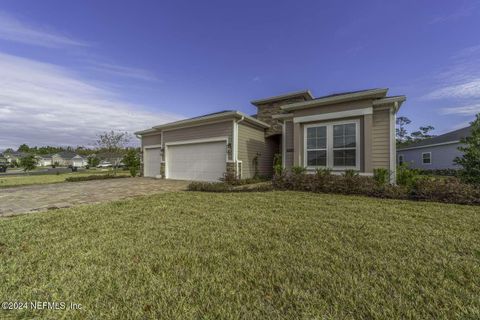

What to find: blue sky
left=0, top=0, right=479, bottom=149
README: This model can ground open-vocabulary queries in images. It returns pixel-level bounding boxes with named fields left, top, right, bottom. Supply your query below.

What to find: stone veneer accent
left=255, top=97, right=307, bottom=136
left=160, top=162, right=165, bottom=178
left=226, top=161, right=242, bottom=179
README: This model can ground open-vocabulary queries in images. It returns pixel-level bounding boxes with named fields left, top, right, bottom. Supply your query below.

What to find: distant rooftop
left=398, top=126, right=472, bottom=150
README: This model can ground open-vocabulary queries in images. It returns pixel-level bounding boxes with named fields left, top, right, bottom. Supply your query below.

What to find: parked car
left=97, top=161, right=113, bottom=168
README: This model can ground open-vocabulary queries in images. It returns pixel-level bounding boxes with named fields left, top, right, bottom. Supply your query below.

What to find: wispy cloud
left=86, top=61, right=160, bottom=82
left=0, top=52, right=181, bottom=149
left=442, top=104, right=480, bottom=115
left=424, top=79, right=480, bottom=100
left=423, top=43, right=480, bottom=100
left=0, top=11, right=87, bottom=47
left=429, top=2, right=478, bottom=24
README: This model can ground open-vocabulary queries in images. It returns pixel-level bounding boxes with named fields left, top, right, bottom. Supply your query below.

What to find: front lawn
left=0, top=192, right=479, bottom=319
left=0, top=170, right=129, bottom=188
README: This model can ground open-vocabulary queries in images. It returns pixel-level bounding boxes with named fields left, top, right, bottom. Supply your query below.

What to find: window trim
left=398, top=154, right=405, bottom=165
left=422, top=152, right=432, bottom=165
left=304, top=119, right=360, bottom=171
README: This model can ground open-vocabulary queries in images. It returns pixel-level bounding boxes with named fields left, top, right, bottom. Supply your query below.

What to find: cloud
left=0, top=11, right=87, bottom=47
left=424, top=79, right=480, bottom=100
left=86, top=62, right=160, bottom=82
left=442, top=103, right=480, bottom=115
left=0, top=52, right=181, bottom=149
left=429, top=3, right=478, bottom=24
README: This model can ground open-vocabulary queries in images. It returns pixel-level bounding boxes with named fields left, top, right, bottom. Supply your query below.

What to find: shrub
left=187, top=181, right=272, bottom=193
left=373, top=168, right=390, bottom=186
left=343, top=169, right=358, bottom=178
left=65, top=174, right=128, bottom=182
left=396, top=163, right=419, bottom=187
left=188, top=182, right=231, bottom=192
left=417, top=169, right=459, bottom=177
left=291, top=166, right=306, bottom=175
left=271, top=170, right=480, bottom=206
left=315, top=168, right=331, bottom=177
left=272, top=153, right=283, bottom=176
left=411, top=176, right=480, bottom=205
left=123, top=149, right=141, bottom=177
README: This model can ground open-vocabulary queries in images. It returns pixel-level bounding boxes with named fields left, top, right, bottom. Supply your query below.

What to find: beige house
left=136, top=88, right=405, bottom=182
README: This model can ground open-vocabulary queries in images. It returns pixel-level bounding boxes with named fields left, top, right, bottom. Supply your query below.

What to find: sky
left=0, top=0, right=480, bottom=150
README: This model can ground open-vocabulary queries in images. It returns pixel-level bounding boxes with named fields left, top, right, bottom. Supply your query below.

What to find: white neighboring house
left=51, top=151, right=87, bottom=167
left=36, top=155, right=52, bottom=167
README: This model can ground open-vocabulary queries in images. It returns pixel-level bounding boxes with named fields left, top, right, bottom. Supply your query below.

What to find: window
left=306, top=126, right=327, bottom=166
left=398, top=154, right=404, bottom=165
left=422, top=152, right=431, bottom=165
left=333, top=123, right=356, bottom=167
left=304, top=120, right=359, bottom=170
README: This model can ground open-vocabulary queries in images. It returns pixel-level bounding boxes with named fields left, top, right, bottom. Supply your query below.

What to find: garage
left=144, top=147, right=162, bottom=177
left=166, top=140, right=226, bottom=181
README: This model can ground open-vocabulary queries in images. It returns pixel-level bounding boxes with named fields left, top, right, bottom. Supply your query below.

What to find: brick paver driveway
left=0, top=178, right=189, bottom=217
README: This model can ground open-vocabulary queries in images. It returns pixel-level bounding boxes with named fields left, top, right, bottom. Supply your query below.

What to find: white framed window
left=304, top=119, right=360, bottom=170
left=398, top=154, right=405, bottom=165
left=422, top=152, right=431, bottom=165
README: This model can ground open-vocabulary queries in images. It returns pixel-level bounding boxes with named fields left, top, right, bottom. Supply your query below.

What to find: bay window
left=304, top=120, right=360, bottom=170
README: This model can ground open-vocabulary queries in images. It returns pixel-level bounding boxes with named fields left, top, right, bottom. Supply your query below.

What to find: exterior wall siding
left=397, top=143, right=464, bottom=170
left=141, top=133, right=162, bottom=148
left=237, top=122, right=275, bottom=178
left=163, top=121, right=234, bottom=160
left=371, top=109, right=391, bottom=169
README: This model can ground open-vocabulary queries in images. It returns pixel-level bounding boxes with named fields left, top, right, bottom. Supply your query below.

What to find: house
left=3, top=151, right=28, bottom=164
left=135, top=88, right=405, bottom=182
left=36, top=155, right=53, bottom=167
left=397, top=126, right=471, bottom=170
left=51, top=151, right=87, bottom=167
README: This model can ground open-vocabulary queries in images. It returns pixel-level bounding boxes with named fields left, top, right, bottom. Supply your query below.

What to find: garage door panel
left=166, top=141, right=226, bottom=181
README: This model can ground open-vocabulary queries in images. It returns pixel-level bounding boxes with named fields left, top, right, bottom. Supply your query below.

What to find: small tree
left=87, top=155, right=100, bottom=168
left=123, top=149, right=141, bottom=177
left=396, top=116, right=411, bottom=144
left=455, top=114, right=480, bottom=185
left=20, top=155, right=37, bottom=173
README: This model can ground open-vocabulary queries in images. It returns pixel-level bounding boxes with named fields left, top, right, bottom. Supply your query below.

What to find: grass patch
left=0, top=192, right=479, bottom=319
left=0, top=170, right=129, bottom=188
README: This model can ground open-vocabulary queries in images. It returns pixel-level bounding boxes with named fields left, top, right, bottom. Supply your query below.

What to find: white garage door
left=144, top=147, right=162, bottom=177
left=166, top=141, right=226, bottom=181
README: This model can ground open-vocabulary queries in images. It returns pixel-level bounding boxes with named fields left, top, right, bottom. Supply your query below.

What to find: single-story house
left=36, top=155, right=53, bottom=167
left=51, top=151, right=87, bottom=167
left=397, top=126, right=471, bottom=170
left=136, top=88, right=405, bottom=182
left=3, top=151, right=28, bottom=164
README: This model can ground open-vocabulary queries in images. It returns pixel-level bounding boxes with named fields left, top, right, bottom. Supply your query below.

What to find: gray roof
left=54, top=151, right=80, bottom=160
left=398, top=126, right=472, bottom=150
left=312, top=88, right=386, bottom=101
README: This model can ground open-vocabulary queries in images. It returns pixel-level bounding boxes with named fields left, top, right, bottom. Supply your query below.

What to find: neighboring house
left=397, top=126, right=471, bottom=170
left=3, top=151, right=28, bottom=164
left=36, top=155, right=53, bottom=167
left=136, top=88, right=405, bottom=182
left=51, top=151, right=87, bottom=167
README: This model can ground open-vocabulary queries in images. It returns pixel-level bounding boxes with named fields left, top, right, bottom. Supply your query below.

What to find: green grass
left=0, top=192, right=479, bottom=319
left=0, top=170, right=129, bottom=188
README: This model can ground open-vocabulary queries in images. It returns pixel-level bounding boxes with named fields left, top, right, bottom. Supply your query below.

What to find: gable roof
left=398, top=126, right=472, bottom=151
left=53, top=151, right=79, bottom=160
left=250, top=90, right=314, bottom=106
left=135, top=111, right=269, bottom=135
left=280, top=88, right=391, bottom=111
